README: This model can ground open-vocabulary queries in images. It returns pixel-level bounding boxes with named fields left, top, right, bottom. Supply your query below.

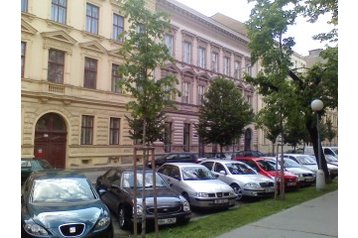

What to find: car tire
left=230, top=183, right=243, bottom=200
left=118, top=206, right=131, bottom=230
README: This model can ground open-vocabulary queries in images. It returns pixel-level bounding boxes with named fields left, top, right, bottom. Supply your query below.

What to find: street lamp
left=311, top=99, right=325, bottom=190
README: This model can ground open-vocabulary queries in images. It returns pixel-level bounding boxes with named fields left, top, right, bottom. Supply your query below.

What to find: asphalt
left=216, top=190, right=338, bottom=238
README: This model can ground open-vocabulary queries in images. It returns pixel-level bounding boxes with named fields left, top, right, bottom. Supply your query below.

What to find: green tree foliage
left=118, top=0, right=179, bottom=144
left=196, top=78, right=254, bottom=152
left=246, top=0, right=338, bottom=182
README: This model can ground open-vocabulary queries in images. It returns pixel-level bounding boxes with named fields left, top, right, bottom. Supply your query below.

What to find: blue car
left=21, top=170, right=113, bottom=238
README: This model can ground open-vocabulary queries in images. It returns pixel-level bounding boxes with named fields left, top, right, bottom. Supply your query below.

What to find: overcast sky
left=175, top=0, right=334, bottom=56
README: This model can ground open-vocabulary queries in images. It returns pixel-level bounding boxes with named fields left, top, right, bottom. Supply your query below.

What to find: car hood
left=286, top=167, right=314, bottom=175
left=229, top=174, right=273, bottom=184
left=267, top=171, right=297, bottom=179
left=124, top=187, right=183, bottom=204
left=26, top=200, right=106, bottom=229
left=183, top=179, right=232, bottom=193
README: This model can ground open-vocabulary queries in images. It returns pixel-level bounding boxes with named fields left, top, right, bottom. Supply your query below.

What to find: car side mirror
left=219, top=170, right=226, bottom=175
left=98, top=189, right=107, bottom=196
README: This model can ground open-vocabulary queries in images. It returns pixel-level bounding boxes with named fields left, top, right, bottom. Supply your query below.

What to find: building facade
left=156, top=0, right=260, bottom=156
left=21, top=0, right=157, bottom=168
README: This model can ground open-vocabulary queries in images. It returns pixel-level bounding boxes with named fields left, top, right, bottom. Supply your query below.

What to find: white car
left=200, top=159, right=275, bottom=200
left=284, top=154, right=338, bottom=179
left=157, top=163, right=237, bottom=209
left=263, top=156, right=315, bottom=187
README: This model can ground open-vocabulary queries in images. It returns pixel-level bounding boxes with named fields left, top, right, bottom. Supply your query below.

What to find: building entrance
left=34, top=113, right=67, bottom=168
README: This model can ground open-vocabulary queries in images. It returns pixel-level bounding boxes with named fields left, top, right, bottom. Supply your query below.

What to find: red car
left=235, top=157, right=299, bottom=191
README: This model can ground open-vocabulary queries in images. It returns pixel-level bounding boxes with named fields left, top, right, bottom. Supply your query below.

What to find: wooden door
left=34, top=113, right=67, bottom=168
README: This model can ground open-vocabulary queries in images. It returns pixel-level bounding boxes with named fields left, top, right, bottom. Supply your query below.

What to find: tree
left=117, top=0, right=180, bottom=235
left=324, top=118, right=337, bottom=146
left=196, top=77, right=254, bottom=153
left=246, top=0, right=338, bottom=183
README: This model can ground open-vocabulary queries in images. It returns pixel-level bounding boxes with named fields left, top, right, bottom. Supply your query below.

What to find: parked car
left=96, top=167, right=191, bottom=230
left=325, top=154, right=338, bottom=167
left=303, top=146, right=338, bottom=159
left=157, top=163, right=237, bottom=209
left=200, top=159, right=275, bottom=200
left=263, top=156, right=316, bottom=187
left=21, top=170, right=113, bottom=238
left=150, top=152, right=201, bottom=167
left=21, top=158, right=54, bottom=185
left=284, top=154, right=338, bottom=179
left=233, top=150, right=266, bottom=160
left=235, top=157, right=299, bottom=191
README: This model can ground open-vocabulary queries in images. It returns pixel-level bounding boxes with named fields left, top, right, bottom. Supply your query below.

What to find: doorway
left=34, top=113, right=67, bottom=168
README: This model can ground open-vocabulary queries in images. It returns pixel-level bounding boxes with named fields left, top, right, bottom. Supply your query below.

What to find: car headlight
left=193, top=192, right=209, bottom=198
left=183, top=200, right=191, bottom=212
left=94, top=211, right=111, bottom=231
left=244, top=183, right=260, bottom=189
left=135, top=204, right=143, bottom=216
left=24, top=222, right=48, bottom=236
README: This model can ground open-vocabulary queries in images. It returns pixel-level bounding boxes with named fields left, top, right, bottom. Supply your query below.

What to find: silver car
left=200, top=159, right=275, bottom=200
left=157, top=163, right=237, bottom=209
left=263, top=156, right=316, bottom=187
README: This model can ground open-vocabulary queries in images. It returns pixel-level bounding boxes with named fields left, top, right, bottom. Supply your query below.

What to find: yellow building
left=21, top=0, right=159, bottom=168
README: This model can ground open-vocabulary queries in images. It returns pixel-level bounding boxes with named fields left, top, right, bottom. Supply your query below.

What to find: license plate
left=287, top=182, right=296, bottom=186
left=214, top=199, right=228, bottom=204
left=158, top=217, right=176, bottom=225
left=265, top=188, right=274, bottom=192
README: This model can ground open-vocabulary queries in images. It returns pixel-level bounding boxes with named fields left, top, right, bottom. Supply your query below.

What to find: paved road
left=217, top=190, right=338, bottom=238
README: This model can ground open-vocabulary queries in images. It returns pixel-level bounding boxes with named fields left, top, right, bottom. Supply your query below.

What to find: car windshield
left=182, top=167, right=216, bottom=180
left=226, top=163, right=257, bottom=175
left=122, top=171, right=168, bottom=188
left=257, top=160, right=278, bottom=171
left=32, top=178, right=95, bottom=203
left=297, top=156, right=317, bottom=165
left=326, top=155, right=338, bottom=162
left=283, top=159, right=301, bottom=168
left=332, top=148, right=338, bottom=155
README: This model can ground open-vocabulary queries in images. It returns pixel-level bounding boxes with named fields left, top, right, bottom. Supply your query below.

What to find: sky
left=175, top=0, right=334, bottom=56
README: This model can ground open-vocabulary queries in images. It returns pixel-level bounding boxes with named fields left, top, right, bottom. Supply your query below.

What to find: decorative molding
left=21, top=19, right=37, bottom=35
left=79, top=41, right=107, bottom=54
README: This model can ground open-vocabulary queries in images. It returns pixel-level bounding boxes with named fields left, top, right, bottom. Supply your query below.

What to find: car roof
left=162, top=162, right=203, bottom=168
left=30, top=170, right=87, bottom=180
left=201, top=159, right=246, bottom=165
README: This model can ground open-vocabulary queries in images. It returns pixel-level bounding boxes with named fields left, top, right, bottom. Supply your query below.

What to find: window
left=51, top=0, right=67, bottom=24
left=164, top=122, right=172, bottom=153
left=86, top=3, right=99, bottom=34
left=21, top=42, right=26, bottom=78
left=183, top=123, right=190, bottom=152
left=48, top=49, right=65, bottom=84
left=164, top=34, right=174, bottom=56
left=21, top=0, right=28, bottom=12
left=113, top=13, right=124, bottom=42
left=183, top=41, right=192, bottom=64
left=223, top=56, right=230, bottom=76
left=111, top=64, right=121, bottom=93
left=211, top=52, right=219, bottom=72
left=197, top=85, right=205, bottom=105
left=81, top=115, right=94, bottom=145
left=109, top=118, right=120, bottom=145
left=246, top=64, right=252, bottom=76
left=198, top=47, right=206, bottom=68
left=182, top=81, right=190, bottom=104
left=84, top=57, right=97, bottom=89
left=234, top=61, right=241, bottom=79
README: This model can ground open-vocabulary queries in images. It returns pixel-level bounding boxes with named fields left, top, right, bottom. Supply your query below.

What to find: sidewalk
left=217, top=190, right=338, bottom=238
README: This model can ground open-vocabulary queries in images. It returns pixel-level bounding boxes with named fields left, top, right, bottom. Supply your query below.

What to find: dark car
left=233, top=150, right=266, bottom=160
left=21, top=158, right=54, bottom=185
left=151, top=152, right=200, bottom=167
left=96, top=167, right=191, bottom=230
left=21, top=170, right=113, bottom=238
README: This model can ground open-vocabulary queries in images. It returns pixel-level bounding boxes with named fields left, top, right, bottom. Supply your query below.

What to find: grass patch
left=147, top=179, right=338, bottom=238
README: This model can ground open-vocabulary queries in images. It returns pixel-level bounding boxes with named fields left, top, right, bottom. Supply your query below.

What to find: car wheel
left=230, top=183, right=243, bottom=200
left=118, top=206, right=131, bottom=230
